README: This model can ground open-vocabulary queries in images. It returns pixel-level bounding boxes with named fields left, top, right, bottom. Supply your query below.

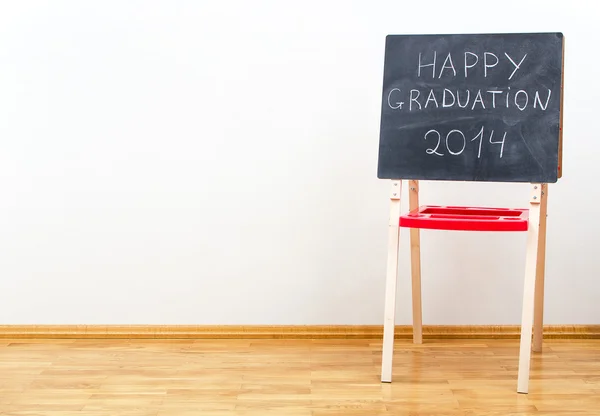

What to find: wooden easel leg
left=517, top=183, right=543, bottom=394
left=381, top=180, right=402, bottom=383
left=409, top=180, right=423, bottom=344
left=533, top=184, right=548, bottom=352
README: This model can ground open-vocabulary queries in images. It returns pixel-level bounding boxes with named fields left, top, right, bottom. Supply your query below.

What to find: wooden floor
left=0, top=338, right=599, bottom=415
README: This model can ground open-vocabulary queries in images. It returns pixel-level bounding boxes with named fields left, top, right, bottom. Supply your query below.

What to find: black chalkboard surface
left=377, top=33, right=564, bottom=183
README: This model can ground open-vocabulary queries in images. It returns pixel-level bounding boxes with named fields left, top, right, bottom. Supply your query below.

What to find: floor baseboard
left=0, top=324, right=598, bottom=339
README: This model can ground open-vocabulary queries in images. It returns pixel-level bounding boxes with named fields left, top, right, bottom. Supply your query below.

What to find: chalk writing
left=387, top=88, right=552, bottom=112
left=417, top=51, right=527, bottom=79
left=471, top=126, right=506, bottom=158
left=385, top=47, right=555, bottom=158
left=424, top=129, right=443, bottom=156
left=426, top=126, right=506, bottom=158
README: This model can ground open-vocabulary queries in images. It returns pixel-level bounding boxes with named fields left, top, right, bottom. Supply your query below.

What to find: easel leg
left=533, top=184, right=548, bottom=352
left=381, top=180, right=402, bottom=383
left=517, top=183, right=543, bottom=394
left=409, top=180, right=423, bottom=344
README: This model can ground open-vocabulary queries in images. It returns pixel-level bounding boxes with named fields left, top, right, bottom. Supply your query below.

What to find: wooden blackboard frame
left=558, top=37, right=565, bottom=178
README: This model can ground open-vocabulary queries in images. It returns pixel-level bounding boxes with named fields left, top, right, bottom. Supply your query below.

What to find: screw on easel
left=410, top=187, right=415, bottom=191
left=393, top=193, right=397, bottom=196
left=534, top=186, right=538, bottom=189
left=533, top=196, right=537, bottom=200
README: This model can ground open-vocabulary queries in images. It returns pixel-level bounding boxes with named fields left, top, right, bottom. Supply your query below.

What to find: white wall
left=0, top=0, right=597, bottom=325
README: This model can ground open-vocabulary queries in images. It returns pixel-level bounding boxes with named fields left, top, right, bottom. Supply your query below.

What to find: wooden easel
left=380, top=180, right=549, bottom=393
left=377, top=31, right=563, bottom=394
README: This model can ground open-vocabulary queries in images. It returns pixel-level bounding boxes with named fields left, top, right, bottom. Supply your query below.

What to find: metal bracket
left=390, top=180, right=401, bottom=200
left=530, top=183, right=543, bottom=204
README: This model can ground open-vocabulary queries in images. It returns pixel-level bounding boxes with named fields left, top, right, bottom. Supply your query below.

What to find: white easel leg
left=533, top=184, right=548, bottom=352
left=381, top=180, right=402, bottom=383
left=408, top=180, right=423, bottom=344
left=517, top=183, right=543, bottom=394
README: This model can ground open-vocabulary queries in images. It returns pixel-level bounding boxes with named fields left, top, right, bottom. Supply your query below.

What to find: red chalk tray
left=399, top=205, right=529, bottom=232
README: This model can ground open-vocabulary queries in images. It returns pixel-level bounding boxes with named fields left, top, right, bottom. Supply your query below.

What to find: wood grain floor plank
left=0, top=339, right=598, bottom=415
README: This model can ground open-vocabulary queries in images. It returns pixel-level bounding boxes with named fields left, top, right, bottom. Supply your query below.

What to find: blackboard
left=377, top=32, right=564, bottom=183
